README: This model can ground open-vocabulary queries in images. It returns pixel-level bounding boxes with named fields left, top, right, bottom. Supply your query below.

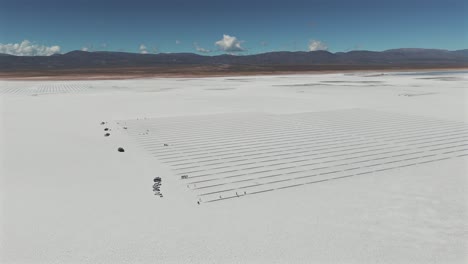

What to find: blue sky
left=0, top=0, right=466, bottom=55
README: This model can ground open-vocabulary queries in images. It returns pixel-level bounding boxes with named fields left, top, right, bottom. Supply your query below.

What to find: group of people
left=153, top=177, right=163, bottom=197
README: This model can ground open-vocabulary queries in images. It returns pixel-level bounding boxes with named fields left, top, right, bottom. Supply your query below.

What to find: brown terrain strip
left=1, top=65, right=467, bottom=80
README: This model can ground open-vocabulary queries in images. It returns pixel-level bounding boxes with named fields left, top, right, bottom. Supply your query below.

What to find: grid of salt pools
left=0, top=83, right=95, bottom=95
left=119, top=109, right=468, bottom=204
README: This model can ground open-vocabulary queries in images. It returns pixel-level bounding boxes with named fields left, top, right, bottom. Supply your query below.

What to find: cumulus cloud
left=308, top=40, right=328, bottom=51
left=215, top=34, right=245, bottom=52
left=0, top=40, right=61, bottom=56
left=194, top=42, right=211, bottom=53
left=139, top=44, right=149, bottom=54
left=81, top=44, right=94, bottom=52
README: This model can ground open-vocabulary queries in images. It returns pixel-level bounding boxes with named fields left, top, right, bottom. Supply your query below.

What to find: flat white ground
left=1, top=71, right=467, bottom=263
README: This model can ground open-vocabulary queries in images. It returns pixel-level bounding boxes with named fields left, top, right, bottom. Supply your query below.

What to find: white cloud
left=81, top=44, right=94, bottom=52
left=215, top=34, right=245, bottom=52
left=0, top=40, right=61, bottom=56
left=175, top=40, right=181, bottom=45
left=139, top=44, right=149, bottom=54
left=308, top=40, right=328, bottom=51
left=194, top=42, right=211, bottom=53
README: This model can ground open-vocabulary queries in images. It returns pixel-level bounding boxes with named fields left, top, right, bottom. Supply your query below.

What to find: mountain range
left=1, top=48, right=467, bottom=75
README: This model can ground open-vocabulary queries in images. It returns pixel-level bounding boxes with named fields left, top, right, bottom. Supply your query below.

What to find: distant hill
left=0, top=48, right=467, bottom=74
